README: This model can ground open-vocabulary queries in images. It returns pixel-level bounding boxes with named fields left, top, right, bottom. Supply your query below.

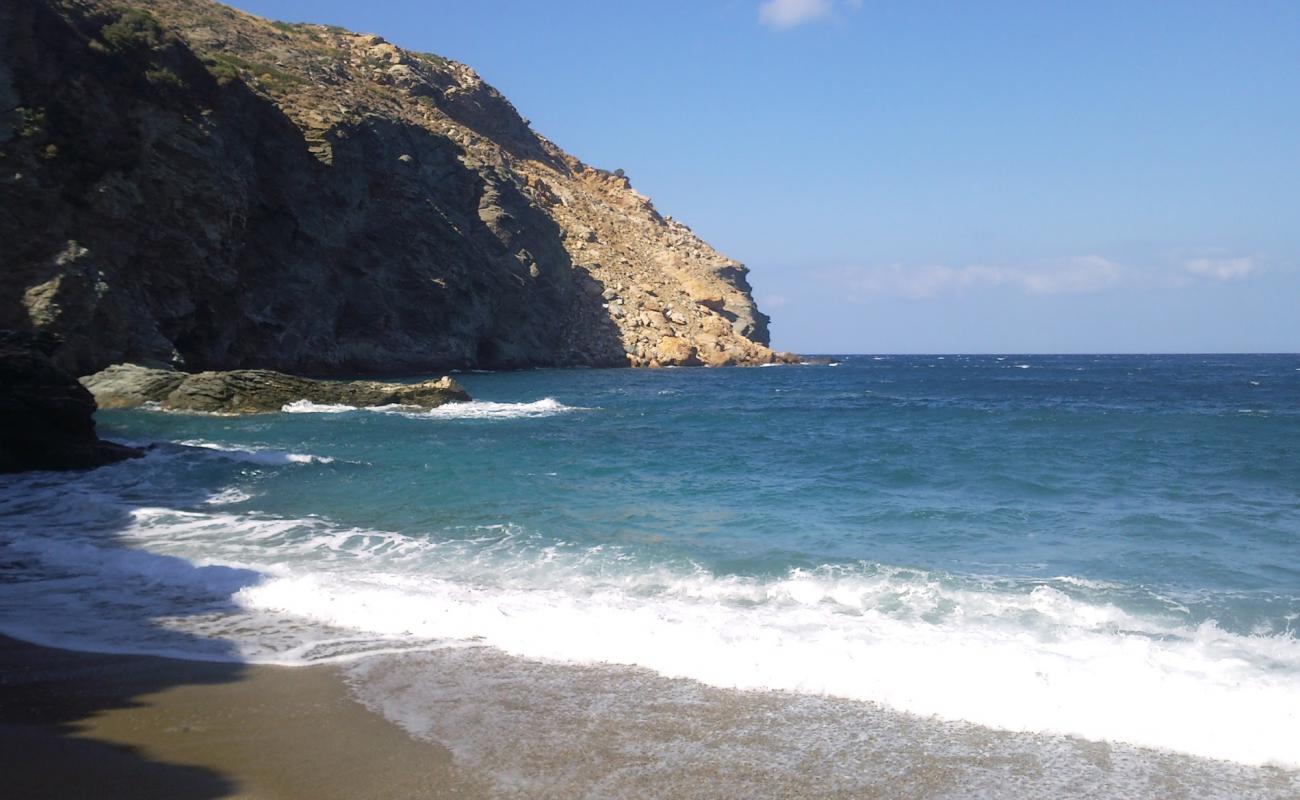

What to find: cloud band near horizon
left=816, top=253, right=1259, bottom=300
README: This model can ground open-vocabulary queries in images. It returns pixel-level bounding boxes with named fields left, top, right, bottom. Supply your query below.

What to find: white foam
left=281, top=399, right=357, bottom=413
left=1, top=479, right=1297, bottom=770
left=344, top=649, right=1296, bottom=800
left=281, top=397, right=582, bottom=420
left=176, top=440, right=335, bottom=464
left=220, top=558, right=1300, bottom=771
left=414, top=397, right=583, bottom=420
left=241, top=563, right=1300, bottom=766
left=133, top=403, right=236, bottom=416
left=204, top=487, right=253, bottom=505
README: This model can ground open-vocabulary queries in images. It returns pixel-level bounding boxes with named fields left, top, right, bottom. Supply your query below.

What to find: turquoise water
left=1, top=355, right=1298, bottom=778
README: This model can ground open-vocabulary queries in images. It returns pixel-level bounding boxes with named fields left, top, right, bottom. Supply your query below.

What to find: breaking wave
left=279, top=397, right=583, bottom=420
left=0, top=471, right=1295, bottom=768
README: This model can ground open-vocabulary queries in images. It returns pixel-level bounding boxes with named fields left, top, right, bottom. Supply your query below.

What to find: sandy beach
left=3, top=634, right=1298, bottom=799
left=0, top=636, right=485, bottom=799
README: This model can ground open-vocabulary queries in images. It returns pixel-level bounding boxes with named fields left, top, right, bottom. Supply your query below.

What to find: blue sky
left=228, top=0, right=1299, bottom=353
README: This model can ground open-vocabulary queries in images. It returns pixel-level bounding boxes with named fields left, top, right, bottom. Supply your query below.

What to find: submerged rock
left=81, top=363, right=470, bottom=413
left=0, top=333, right=142, bottom=472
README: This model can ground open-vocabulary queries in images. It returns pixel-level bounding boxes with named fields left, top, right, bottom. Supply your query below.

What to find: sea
left=2, top=354, right=1297, bottom=798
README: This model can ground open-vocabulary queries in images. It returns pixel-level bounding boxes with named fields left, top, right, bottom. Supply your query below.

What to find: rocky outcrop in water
left=81, top=363, right=469, bottom=413
left=0, top=333, right=141, bottom=472
left=0, top=0, right=795, bottom=375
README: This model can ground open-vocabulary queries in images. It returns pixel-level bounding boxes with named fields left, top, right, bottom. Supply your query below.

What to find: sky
left=227, top=0, right=1299, bottom=353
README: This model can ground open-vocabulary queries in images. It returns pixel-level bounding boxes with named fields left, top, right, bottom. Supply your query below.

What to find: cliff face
left=0, top=0, right=788, bottom=375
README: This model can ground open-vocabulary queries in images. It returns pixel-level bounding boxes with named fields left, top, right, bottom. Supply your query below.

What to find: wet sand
left=4, top=635, right=1297, bottom=799
left=0, top=636, right=485, bottom=799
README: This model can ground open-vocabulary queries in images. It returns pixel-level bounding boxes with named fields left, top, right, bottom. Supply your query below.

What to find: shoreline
left=3, top=634, right=1298, bottom=799
left=0, top=635, right=484, bottom=799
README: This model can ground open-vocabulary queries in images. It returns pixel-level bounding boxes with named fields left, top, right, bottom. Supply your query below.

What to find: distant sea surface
left=2, top=355, right=1298, bottom=796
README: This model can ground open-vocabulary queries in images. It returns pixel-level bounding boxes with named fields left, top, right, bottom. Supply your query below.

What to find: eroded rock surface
left=81, top=363, right=469, bottom=413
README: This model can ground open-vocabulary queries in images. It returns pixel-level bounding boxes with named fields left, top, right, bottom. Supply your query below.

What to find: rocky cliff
left=0, top=0, right=791, bottom=375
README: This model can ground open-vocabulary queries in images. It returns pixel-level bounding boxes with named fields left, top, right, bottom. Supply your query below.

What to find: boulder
left=0, top=333, right=142, bottom=473
left=681, top=277, right=726, bottom=311
left=697, top=348, right=733, bottom=367
left=655, top=336, right=699, bottom=367
left=79, top=364, right=470, bottom=414
left=642, top=310, right=670, bottom=330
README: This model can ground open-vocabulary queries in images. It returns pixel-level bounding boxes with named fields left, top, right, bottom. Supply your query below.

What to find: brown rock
left=643, top=310, right=670, bottom=330
left=697, top=348, right=733, bottom=367
left=655, top=336, right=699, bottom=367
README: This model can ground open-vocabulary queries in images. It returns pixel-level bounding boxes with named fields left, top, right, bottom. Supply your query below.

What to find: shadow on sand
left=0, top=637, right=244, bottom=799
left=0, top=462, right=264, bottom=799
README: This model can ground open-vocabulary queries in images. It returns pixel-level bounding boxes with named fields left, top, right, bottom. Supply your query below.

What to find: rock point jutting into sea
left=81, top=362, right=470, bottom=413
left=0, top=0, right=797, bottom=378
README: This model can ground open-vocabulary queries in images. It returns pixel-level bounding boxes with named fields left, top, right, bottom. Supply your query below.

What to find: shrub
left=202, top=53, right=304, bottom=93
left=206, top=59, right=240, bottom=85
left=99, top=9, right=167, bottom=52
left=144, top=67, right=184, bottom=89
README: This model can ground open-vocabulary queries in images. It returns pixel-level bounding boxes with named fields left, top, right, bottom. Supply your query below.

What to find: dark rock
left=0, top=332, right=142, bottom=472
left=0, top=0, right=626, bottom=375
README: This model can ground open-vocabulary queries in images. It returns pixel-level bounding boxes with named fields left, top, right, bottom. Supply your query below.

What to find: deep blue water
left=1, top=354, right=1298, bottom=768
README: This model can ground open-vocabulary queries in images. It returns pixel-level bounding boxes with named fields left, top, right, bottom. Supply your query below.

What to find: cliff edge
left=0, top=0, right=792, bottom=374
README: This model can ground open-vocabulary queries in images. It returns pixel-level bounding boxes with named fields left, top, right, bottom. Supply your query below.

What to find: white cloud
left=758, top=0, right=835, bottom=30
left=1183, top=256, right=1254, bottom=281
left=826, top=250, right=1261, bottom=301
left=843, top=256, right=1124, bottom=299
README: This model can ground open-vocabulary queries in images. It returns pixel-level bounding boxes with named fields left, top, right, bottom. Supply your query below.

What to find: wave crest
left=417, top=397, right=583, bottom=420
left=176, top=440, right=335, bottom=464
left=279, top=397, right=583, bottom=420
